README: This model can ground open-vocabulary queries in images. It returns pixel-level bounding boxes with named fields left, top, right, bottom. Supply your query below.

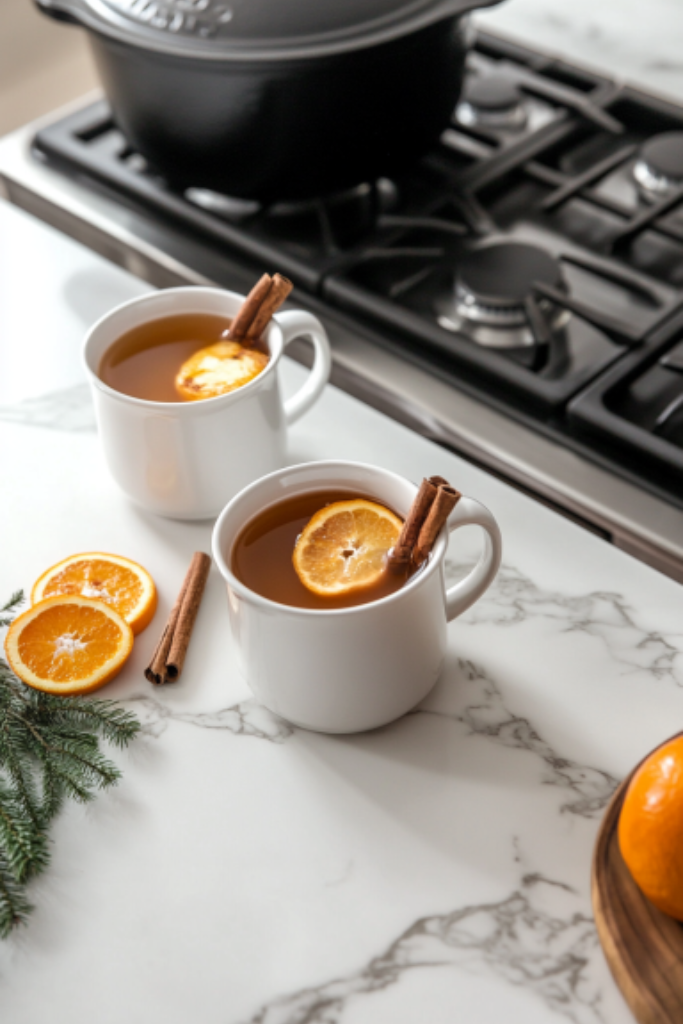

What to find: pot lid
left=39, top=0, right=502, bottom=59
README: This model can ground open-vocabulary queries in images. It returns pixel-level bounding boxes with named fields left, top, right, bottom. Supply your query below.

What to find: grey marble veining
left=124, top=694, right=294, bottom=744
left=450, top=561, right=683, bottom=687
left=125, top=650, right=620, bottom=820
left=419, top=659, right=620, bottom=818
left=240, top=866, right=602, bottom=1024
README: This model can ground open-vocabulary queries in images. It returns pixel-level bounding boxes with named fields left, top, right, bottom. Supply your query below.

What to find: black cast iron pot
left=36, top=0, right=503, bottom=201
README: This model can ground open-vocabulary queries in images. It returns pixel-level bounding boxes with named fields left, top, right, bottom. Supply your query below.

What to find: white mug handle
left=276, top=309, right=332, bottom=426
left=444, top=496, right=502, bottom=622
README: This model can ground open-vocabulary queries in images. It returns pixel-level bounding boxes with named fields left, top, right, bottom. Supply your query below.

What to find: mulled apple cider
left=231, top=490, right=415, bottom=611
left=98, top=312, right=269, bottom=402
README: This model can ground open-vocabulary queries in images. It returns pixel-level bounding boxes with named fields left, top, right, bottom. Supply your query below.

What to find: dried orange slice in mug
left=293, top=499, right=403, bottom=598
left=175, top=341, right=269, bottom=400
left=31, top=552, right=157, bottom=635
left=4, top=596, right=134, bottom=696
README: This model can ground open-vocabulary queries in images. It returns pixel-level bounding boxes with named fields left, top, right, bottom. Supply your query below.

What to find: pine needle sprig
left=0, top=591, right=24, bottom=629
left=0, top=704, right=44, bottom=827
left=0, top=850, right=33, bottom=937
left=33, top=695, right=141, bottom=750
left=0, top=592, right=140, bottom=937
left=32, top=729, right=122, bottom=803
left=0, top=779, right=49, bottom=882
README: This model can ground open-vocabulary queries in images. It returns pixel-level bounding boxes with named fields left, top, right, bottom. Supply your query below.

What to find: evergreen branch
left=0, top=711, right=45, bottom=831
left=0, top=782, right=49, bottom=882
left=0, top=850, right=32, bottom=939
left=0, top=591, right=24, bottom=613
left=0, top=742, right=44, bottom=830
left=0, top=660, right=31, bottom=705
left=33, top=695, right=141, bottom=749
left=0, top=591, right=24, bottom=629
left=0, top=595, right=140, bottom=935
left=37, top=755, right=65, bottom=823
left=22, top=719, right=122, bottom=804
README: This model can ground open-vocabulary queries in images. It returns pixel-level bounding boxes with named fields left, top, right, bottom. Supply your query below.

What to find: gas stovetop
left=2, top=29, right=682, bottom=580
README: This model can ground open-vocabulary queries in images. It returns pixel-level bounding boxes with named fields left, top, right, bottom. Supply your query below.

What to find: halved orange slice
left=31, top=552, right=157, bottom=635
left=293, top=499, right=403, bottom=598
left=4, top=596, right=134, bottom=696
left=175, top=341, right=269, bottom=400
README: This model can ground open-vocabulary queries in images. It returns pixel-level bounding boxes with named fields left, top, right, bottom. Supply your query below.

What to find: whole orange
left=618, top=735, right=683, bottom=921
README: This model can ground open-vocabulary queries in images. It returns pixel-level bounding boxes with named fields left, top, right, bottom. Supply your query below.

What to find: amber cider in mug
left=98, top=312, right=269, bottom=402
left=231, top=490, right=417, bottom=610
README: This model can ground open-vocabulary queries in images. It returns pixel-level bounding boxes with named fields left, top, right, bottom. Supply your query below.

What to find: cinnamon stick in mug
left=227, top=273, right=293, bottom=342
left=227, top=274, right=273, bottom=341
left=388, top=477, right=437, bottom=570
left=247, top=274, right=293, bottom=340
left=413, top=484, right=461, bottom=566
left=387, top=475, right=445, bottom=570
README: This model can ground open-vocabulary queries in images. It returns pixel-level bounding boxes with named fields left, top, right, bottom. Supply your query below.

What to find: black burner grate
left=569, top=309, right=683, bottom=479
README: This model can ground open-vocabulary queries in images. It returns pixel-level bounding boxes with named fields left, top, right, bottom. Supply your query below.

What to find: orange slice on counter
left=175, top=341, right=269, bottom=400
left=292, top=499, right=403, bottom=598
left=31, top=552, right=157, bottom=635
left=4, top=595, right=134, bottom=696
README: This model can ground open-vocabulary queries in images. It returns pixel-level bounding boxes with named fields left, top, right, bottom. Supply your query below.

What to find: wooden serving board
left=592, top=737, right=683, bottom=1024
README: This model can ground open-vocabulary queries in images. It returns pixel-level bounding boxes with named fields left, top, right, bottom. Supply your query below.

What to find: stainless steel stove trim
left=1, top=105, right=681, bottom=583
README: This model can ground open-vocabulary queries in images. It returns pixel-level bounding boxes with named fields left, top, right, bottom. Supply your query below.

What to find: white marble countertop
left=476, top=0, right=683, bottom=103
left=1, top=202, right=683, bottom=1024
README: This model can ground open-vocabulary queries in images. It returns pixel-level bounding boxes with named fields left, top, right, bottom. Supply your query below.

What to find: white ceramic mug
left=83, top=286, right=331, bottom=519
left=212, top=461, right=502, bottom=734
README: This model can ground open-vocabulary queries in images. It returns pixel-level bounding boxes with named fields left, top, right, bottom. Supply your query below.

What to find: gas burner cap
left=457, top=74, right=527, bottom=130
left=437, top=241, right=569, bottom=351
left=633, top=131, right=683, bottom=203
left=458, top=241, right=563, bottom=315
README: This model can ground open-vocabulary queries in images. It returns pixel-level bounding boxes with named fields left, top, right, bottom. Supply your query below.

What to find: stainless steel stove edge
left=320, top=332, right=683, bottom=583
left=1, top=113, right=681, bottom=584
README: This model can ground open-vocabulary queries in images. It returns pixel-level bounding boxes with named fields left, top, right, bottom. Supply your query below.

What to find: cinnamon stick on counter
left=166, top=553, right=212, bottom=681
left=227, top=273, right=293, bottom=342
left=144, top=552, right=211, bottom=686
left=387, top=476, right=461, bottom=571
